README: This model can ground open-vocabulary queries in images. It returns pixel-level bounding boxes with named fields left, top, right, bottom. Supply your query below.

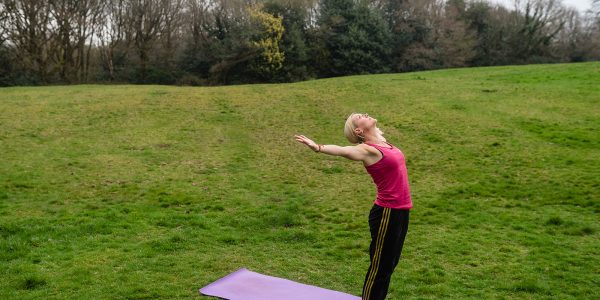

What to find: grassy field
left=1, top=62, right=599, bottom=299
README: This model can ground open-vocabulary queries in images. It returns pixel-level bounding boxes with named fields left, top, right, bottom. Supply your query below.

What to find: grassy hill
left=1, top=62, right=599, bottom=299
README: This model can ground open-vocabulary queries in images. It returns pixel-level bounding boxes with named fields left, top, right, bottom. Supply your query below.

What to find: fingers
left=294, top=135, right=308, bottom=141
left=294, top=134, right=311, bottom=146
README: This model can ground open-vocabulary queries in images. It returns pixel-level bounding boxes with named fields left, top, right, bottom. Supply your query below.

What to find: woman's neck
left=364, top=134, right=386, bottom=145
left=361, top=126, right=386, bottom=145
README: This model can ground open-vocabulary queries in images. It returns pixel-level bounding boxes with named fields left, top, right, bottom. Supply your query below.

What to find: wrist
left=315, top=144, right=323, bottom=153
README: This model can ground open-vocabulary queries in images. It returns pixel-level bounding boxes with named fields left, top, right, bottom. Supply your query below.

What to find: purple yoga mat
left=199, top=268, right=361, bottom=300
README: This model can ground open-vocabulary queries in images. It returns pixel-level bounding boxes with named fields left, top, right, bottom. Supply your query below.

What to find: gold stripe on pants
left=362, top=207, right=390, bottom=300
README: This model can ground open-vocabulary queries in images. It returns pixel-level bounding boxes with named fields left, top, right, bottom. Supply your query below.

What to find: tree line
left=0, top=0, right=599, bottom=86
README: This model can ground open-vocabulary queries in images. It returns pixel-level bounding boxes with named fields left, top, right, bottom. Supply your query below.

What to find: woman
left=294, top=112, right=412, bottom=300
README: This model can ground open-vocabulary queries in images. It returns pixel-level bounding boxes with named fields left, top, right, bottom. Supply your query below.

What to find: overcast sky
left=490, top=0, right=594, bottom=13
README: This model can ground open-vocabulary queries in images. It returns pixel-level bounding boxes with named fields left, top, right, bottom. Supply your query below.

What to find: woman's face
left=354, top=113, right=377, bottom=132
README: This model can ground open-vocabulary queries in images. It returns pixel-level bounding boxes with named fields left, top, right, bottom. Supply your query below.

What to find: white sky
left=490, top=0, right=594, bottom=13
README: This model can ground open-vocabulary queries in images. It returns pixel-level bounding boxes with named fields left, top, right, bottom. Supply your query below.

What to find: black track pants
left=361, top=204, right=410, bottom=300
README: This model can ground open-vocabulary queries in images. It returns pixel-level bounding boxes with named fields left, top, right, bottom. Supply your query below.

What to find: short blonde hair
left=344, top=113, right=364, bottom=144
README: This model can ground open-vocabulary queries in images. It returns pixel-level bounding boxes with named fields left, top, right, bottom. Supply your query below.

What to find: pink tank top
left=364, top=141, right=413, bottom=209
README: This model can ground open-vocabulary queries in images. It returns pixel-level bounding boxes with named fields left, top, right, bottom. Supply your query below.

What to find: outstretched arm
left=294, top=135, right=371, bottom=161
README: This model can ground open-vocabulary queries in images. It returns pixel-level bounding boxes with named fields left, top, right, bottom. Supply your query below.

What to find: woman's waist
left=374, top=189, right=411, bottom=202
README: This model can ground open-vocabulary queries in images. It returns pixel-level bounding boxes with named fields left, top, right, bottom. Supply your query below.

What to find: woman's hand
left=294, top=135, right=319, bottom=152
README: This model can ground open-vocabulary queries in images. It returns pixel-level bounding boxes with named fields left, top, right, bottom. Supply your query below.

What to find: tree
left=394, top=0, right=475, bottom=71
left=97, top=0, right=133, bottom=82
left=508, top=0, right=566, bottom=63
left=436, top=0, right=476, bottom=67
left=315, top=0, right=391, bottom=77
left=1, top=0, right=54, bottom=83
left=178, top=0, right=213, bottom=79
left=0, top=1, right=8, bottom=45
left=464, top=1, right=515, bottom=66
left=204, top=1, right=263, bottom=84
left=155, top=0, right=183, bottom=76
left=48, top=0, right=103, bottom=83
left=128, top=0, right=174, bottom=82
left=247, top=4, right=285, bottom=80
left=263, top=0, right=313, bottom=82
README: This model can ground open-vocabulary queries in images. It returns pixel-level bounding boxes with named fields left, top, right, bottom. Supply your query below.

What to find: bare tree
left=129, top=0, right=168, bottom=82
left=2, top=0, right=54, bottom=82
left=78, top=0, right=104, bottom=82
left=396, top=0, right=475, bottom=71
left=582, top=0, right=600, bottom=59
left=0, top=2, right=9, bottom=45
left=592, top=0, right=600, bottom=29
left=97, top=0, right=132, bottom=81
left=158, top=0, right=183, bottom=68
left=48, top=0, right=102, bottom=82
left=185, top=0, right=211, bottom=49
left=510, top=0, right=567, bottom=62
left=438, top=0, right=476, bottom=67
left=554, top=7, right=586, bottom=60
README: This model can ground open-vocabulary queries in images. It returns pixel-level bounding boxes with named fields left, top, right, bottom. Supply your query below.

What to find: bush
left=176, top=74, right=206, bottom=86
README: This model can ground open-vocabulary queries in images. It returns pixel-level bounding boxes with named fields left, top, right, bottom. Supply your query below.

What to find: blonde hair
left=344, top=113, right=364, bottom=144
left=344, top=112, right=385, bottom=144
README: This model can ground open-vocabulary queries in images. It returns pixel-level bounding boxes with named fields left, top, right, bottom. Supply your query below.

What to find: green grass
left=1, top=62, right=599, bottom=299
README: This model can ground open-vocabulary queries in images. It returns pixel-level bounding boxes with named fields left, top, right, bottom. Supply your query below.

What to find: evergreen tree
left=315, top=0, right=391, bottom=77
left=263, top=0, right=313, bottom=82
